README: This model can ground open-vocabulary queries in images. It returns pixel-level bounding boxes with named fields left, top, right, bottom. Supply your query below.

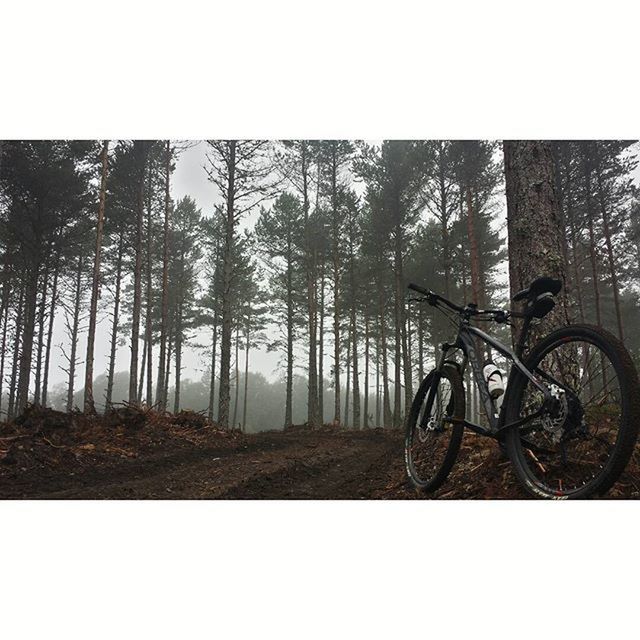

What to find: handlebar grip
left=408, top=282, right=431, bottom=296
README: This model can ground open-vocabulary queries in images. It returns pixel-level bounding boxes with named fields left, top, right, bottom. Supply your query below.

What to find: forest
left=0, top=140, right=639, bottom=435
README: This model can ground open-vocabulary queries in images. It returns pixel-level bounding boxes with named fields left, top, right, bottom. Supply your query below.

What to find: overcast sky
left=45, top=141, right=640, bottom=395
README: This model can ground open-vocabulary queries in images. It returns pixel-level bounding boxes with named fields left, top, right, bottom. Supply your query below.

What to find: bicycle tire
left=504, top=324, right=640, bottom=499
left=405, top=364, right=465, bottom=493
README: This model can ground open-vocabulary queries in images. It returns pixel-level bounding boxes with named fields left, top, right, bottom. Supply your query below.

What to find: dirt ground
left=1, top=406, right=639, bottom=499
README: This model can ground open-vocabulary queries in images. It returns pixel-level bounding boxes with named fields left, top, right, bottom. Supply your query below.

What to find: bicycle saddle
left=512, top=276, right=562, bottom=302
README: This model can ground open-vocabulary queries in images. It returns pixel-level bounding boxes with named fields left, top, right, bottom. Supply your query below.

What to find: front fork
left=419, top=342, right=462, bottom=432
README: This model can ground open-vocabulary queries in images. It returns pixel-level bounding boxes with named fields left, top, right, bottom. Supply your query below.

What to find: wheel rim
left=407, top=375, right=457, bottom=486
left=515, top=336, right=623, bottom=496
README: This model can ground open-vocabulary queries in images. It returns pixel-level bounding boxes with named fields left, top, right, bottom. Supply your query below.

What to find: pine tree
left=166, top=196, right=203, bottom=412
left=255, top=193, right=305, bottom=427
left=205, top=141, right=278, bottom=428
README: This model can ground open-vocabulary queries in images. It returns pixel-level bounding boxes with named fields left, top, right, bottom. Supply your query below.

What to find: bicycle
left=405, top=277, right=640, bottom=499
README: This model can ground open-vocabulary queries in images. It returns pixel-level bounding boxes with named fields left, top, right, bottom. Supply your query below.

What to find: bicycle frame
left=433, top=322, right=553, bottom=438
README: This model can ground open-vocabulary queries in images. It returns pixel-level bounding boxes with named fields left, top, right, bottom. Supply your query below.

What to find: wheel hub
left=542, top=384, right=568, bottom=443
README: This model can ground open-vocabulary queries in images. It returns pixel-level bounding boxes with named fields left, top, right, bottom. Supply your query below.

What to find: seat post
left=515, top=314, right=533, bottom=359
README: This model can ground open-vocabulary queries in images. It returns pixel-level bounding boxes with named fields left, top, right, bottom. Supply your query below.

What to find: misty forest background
left=0, top=140, right=639, bottom=432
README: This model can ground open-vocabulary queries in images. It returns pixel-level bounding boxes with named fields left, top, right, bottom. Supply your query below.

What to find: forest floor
left=1, top=405, right=639, bottom=499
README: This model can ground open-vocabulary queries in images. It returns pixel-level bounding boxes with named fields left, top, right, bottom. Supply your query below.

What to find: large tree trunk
left=156, top=140, right=171, bottom=410
left=217, top=142, right=236, bottom=429
left=503, top=141, right=571, bottom=346
left=84, top=140, right=109, bottom=413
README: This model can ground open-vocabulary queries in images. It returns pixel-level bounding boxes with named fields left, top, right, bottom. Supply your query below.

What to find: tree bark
left=503, top=141, right=571, bottom=346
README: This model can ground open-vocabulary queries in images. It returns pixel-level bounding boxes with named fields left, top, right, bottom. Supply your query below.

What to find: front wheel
left=405, top=364, right=465, bottom=493
left=504, top=324, right=640, bottom=499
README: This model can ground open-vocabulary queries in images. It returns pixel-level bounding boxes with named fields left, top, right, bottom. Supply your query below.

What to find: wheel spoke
left=514, top=333, right=627, bottom=497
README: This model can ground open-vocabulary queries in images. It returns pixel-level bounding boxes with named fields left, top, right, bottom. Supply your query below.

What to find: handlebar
left=408, top=283, right=464, bottom=313
left=408, top=282, right=516, bottom=323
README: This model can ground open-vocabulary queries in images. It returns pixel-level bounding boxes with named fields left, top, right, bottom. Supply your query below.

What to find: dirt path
left=0, top=429, right=405, bottom=500
left=3, top=424, right=637, bottom=499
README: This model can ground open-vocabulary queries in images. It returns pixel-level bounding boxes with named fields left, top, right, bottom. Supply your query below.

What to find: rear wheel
left=505, top=324, right=640, bottom=499
left=405, top=364, right=465, bottom=492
